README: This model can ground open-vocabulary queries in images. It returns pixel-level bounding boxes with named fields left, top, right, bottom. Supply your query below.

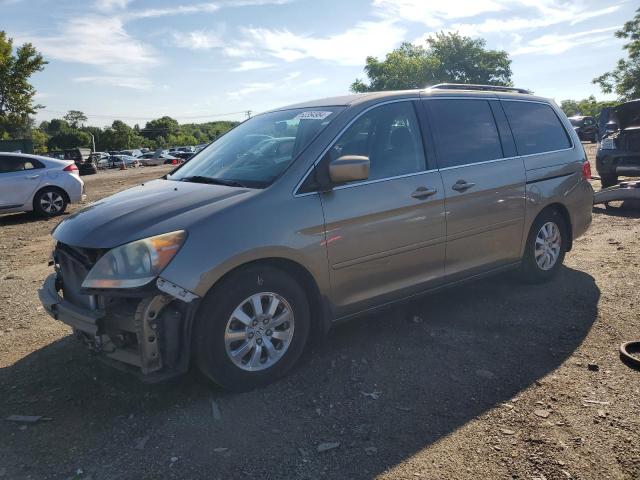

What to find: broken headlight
left=82, top=231, right=186, bottom=289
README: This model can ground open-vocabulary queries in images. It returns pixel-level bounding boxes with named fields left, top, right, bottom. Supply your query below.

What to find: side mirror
left=328, top=155, right=370, bottom=184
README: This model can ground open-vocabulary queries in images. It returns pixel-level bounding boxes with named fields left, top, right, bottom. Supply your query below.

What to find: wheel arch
left=197, top=257, right=332, bottom=341
left=32, top=185, right=70, bottom=210
left=533, top=202, right=573, bottom=252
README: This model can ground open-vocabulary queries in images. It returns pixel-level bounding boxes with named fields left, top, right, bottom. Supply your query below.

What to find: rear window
left=502, top=101, right=571, bottom=155
left=428, top=99, right=503, bottom=169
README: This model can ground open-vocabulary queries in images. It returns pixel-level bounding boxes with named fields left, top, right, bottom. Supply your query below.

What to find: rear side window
left=502, top=101, right=571, bottom=155
left=427, top=99, right=503, bottom=169
left=0, top=156, right=43, bottom=173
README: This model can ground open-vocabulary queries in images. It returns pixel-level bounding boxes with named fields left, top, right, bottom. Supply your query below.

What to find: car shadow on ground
left=0, top=211, right=68, bottom=227
left=0, top=267, right=599, bottom=479
left=593, top=203, right=640, bottom=218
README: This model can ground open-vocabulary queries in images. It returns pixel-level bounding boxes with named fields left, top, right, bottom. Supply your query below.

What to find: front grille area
left=54, top=243, right=103, bottom=309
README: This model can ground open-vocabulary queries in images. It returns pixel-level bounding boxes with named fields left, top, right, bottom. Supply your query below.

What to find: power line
left=38, top=109, right=248, bottom=121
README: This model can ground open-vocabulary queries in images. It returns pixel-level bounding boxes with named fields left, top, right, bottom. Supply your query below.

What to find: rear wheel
left=600, top=174, right=618, bottom=188
left=518, top=209, right=567, bottom=283
left=194, top=266, right=310, bottom=391
left=33, top=187, right=67, bottom=217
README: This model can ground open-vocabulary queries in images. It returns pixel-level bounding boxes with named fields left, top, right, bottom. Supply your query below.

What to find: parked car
left=568, top=115, right=598, bottom=143
left=111, top=154, right=140, bottom=168
left=139, top=152, right=180, bottom=166
left=64, top=148, right=97, bottom=175
left=171, top=151, right=193, bottom=162
left=39, top=85, right=593, bottom=391
left=0, top=152, right=85, bottom=216
left=118, top=149, right=143, bottom=158
left=596, top=99, right=640, bottom=187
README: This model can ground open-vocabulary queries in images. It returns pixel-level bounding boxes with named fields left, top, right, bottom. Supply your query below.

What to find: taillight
left=63, top=163, right=78, bottom=172
left=581, top=160, right=591, bottom=180
left=172, top=159, right=178, bottom=165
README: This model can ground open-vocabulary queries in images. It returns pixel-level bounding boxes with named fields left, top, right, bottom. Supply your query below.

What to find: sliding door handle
left=451, top=180, right=475, bottom=192
left=411, top=186, right=438, bottom=199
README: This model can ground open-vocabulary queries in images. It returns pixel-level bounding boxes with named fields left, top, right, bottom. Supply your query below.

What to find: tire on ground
left=518, top=208, right=568, bottom=283
left=33, top=187, right=68, bottom=217
left=193, top=265, right=310, bottom=391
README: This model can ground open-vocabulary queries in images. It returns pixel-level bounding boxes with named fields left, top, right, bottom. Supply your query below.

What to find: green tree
left=48, top=129, right=91, bottom=150
left=141, top=116, right=180, bottom=140
left=63, top=110, right=88, bottom=128
left=0, top=31, right=47, bottom=137
left=593, top=7, right=640, bottom=101
left=351, top=32, right=512, bottom=93
left=31, top=127, right=48, bottom=153
left=560, top=96, right=620, bottom=118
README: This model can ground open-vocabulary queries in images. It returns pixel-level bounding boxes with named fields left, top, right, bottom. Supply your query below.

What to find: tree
left=593, top=7, right=640, bottom=101
left=64, top=110, right=87, bottom=128
left=351, top=32, right=512, bottom=93
left=48, top=129, right=91, bottom=150
left=141, top=116, right=180, bottom=140
left=560, top=96, right=620, bottom=117
left=30, top=127, right=48, bottom=153
left=0, top=31, right=47, bottom=137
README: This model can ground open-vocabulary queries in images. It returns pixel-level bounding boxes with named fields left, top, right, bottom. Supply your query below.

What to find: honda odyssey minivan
left=39, top=84, right=593, bottom=391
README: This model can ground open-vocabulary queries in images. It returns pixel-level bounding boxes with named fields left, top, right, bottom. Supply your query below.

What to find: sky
left=1, top=0, right=636, bottom=127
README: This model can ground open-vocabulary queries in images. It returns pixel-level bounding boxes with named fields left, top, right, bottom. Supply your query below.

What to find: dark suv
left=596, top=100, right=640, bottom=187
left=568, top=116, right=598, bottom=143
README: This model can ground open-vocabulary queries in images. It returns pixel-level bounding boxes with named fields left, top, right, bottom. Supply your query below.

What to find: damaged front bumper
left=38, top=273, right=199, bottom=382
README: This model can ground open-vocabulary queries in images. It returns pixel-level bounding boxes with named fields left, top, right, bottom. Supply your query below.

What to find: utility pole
left=88, top=133, right=96, bottom=152
left=245, top=110, right=252, bottom=119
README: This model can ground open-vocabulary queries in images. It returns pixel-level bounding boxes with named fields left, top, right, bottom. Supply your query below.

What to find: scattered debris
left=135, top=435, right=150, bottom=450
left=360, top=391, right=380, bottom=400
left=583, top=399, right=610, bottom=405
left=317, top=442, right=340, bottom=453
left=534, top=409, right=551, bottom=419
left=587, top=363, right=599, bottom=372
left=597, top=409, right=607, bottom=418
left=500, top=428, right=516, bottom=435
left=211, top=399, right=222, bottom=420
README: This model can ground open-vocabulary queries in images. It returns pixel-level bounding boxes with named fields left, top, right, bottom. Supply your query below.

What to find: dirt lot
left=1, top=148, right=639, bottom=480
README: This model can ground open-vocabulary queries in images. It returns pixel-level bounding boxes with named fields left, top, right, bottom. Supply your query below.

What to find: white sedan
left=0, top=153, right=85, bottom=217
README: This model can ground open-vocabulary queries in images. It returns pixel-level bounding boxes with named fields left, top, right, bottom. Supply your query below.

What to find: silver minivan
left=39, top=84, right=593, bottom=390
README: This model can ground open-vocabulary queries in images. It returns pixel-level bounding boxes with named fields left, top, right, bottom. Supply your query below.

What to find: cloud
left=302, top=77, right=327, bottom=86
left=242, top=20, right=406, bottom=65
left=511, top=26, right=620, bottom=56
left=20, top=16, right=158, bottom=72
left=73, top=76, right=154, bottom=90
left=233, top=60, right=275, bottom=71
left=173, top=30, right=225, bottom=50
left=95, top=0, right=131, bottom=11
left=228, top=82, right=276, bottom=99
left=373, top=0, right=506, bottom=27
left=125, top=0, right=295, bottom=20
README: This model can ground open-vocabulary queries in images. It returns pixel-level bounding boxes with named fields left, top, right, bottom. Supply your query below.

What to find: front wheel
left=518, top=209, right=568, bottom=283
left=193, top=266, right=310, bottom=391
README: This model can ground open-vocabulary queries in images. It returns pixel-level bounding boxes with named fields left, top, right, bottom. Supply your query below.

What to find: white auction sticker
left=294, top=111, right=333, bottom=120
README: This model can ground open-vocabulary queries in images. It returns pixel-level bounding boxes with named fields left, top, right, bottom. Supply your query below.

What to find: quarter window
left=329, top=102, right=426, bottom=182
left=428, top=99, right=503, bottom=169
left=0, top=156, right=42, bottom=173
left=502, top=101, right=571, bottom=155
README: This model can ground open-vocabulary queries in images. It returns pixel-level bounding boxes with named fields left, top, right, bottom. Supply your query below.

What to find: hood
left=613, top=100, right=640, bottom=130
left=53, top=178, right=254, bottom=249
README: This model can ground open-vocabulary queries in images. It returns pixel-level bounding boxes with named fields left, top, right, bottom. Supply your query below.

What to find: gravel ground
left=0, top=148, right=639, bottom=480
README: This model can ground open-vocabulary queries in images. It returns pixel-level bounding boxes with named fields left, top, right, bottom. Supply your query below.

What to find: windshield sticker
left=294, top=111, right=334, bottom=121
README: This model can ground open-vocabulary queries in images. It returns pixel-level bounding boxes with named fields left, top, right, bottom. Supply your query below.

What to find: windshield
left=569, top=118, right=582, bottom=127
left=169, top=107, right=343, bottom=188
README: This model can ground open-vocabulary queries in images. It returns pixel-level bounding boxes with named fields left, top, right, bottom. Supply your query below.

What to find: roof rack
left=429, top=83, right=532, bottom=94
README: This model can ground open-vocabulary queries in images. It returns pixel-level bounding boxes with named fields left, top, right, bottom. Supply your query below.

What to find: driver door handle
left=411, top=186, right=438, bottom=199
left=25, top=175, right=40, bottom=180
left=451, top=180, right=475, bottom=192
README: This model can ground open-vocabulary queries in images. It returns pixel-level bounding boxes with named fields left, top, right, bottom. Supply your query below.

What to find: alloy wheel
left=40, top=191, right=64, bottom=214
left=535, top=221, right=562, bottom=271
left=224, top=292, right=295, bottom=371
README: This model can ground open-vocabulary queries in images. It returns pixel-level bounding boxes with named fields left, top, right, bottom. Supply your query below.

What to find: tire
left=518, top=209, right=568, bottom=283
left=193, top=266, right=310, bottom=391
left=600, top=174, right=618, bottom=188
left=33, top=187, right=68, bottom=217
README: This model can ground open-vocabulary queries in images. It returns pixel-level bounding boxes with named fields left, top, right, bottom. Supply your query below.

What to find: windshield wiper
left=179, top=176, right=247, bottom=188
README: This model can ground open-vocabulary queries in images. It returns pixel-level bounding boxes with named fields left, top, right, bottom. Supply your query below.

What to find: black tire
left=33, top=187, right=68, bottom=217
left=518, top=209, right=568, bottom=283
left=600, top=174, right=618, bottom=188
left=193, top=266, right=310, bottom=391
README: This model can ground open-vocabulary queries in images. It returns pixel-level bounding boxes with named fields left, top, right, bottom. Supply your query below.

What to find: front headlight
left=82, top=231, right=186, bottom=289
